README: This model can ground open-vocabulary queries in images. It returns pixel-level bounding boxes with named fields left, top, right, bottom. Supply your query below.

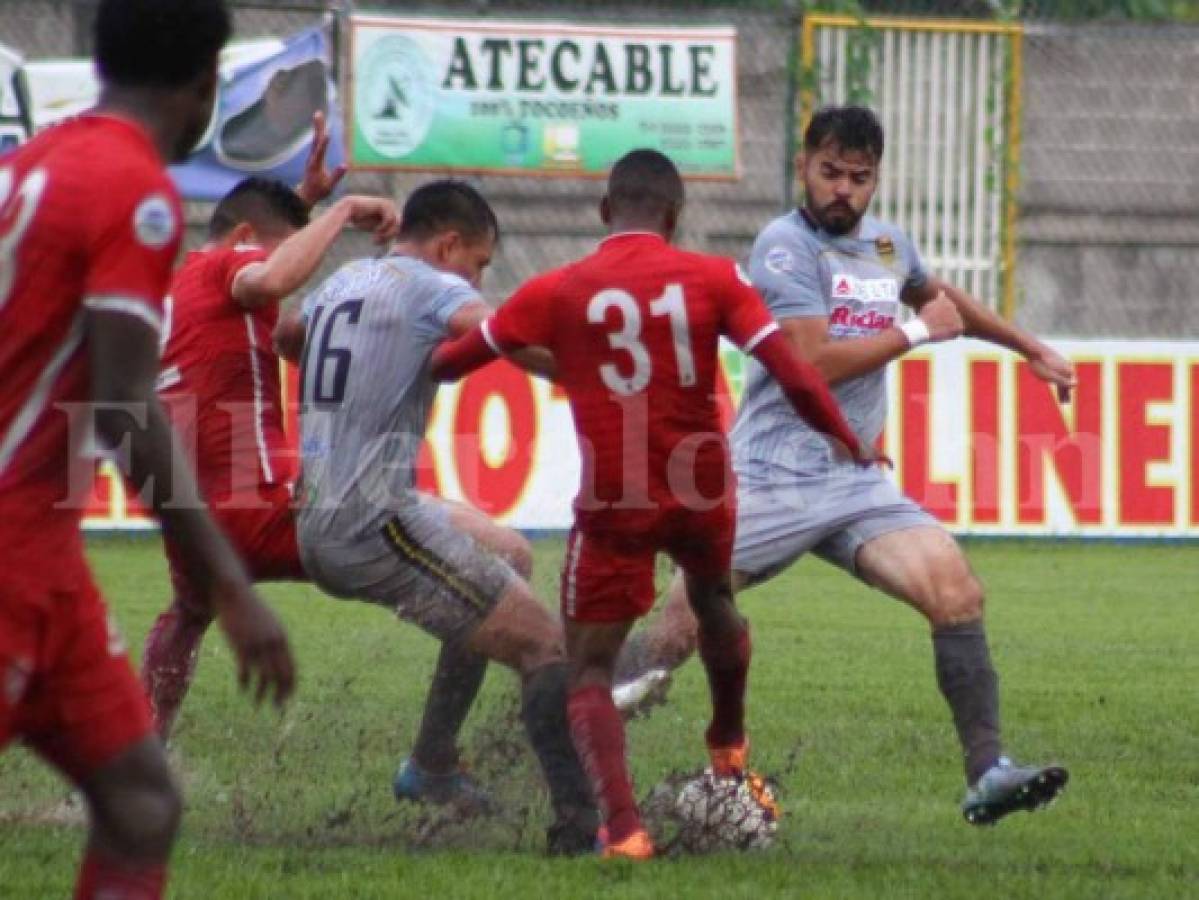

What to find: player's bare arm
left=233, top=195, right=400, bottom=310
left=749, top=328, right=871, bottom=462
left=905, top=276, right=1077, bottom=401
left=778, top=315, right=910, bottom=386
left=87, top=307, right=295, bottom=707
left=440, top=302, right=558, bottom=380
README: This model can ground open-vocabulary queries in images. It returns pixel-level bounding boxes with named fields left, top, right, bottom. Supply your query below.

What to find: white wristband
left=899, top=318, right=931, bottom=348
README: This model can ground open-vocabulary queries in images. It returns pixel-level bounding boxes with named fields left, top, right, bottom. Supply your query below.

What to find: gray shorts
left=297, top=494, right=515, bottom=644
left=732, top=465, right=938, bottom=582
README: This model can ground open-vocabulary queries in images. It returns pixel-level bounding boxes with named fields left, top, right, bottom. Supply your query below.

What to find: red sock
left=567, top=684, right=641, bottom=843
left=141, top=605, right=209, bottom=739
left=699, top=625, right=751, bottom=749
left=76, top=851, right=166, bottom=900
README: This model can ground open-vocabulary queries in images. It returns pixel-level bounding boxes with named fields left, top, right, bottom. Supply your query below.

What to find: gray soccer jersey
left=731, top=210, right=926, bottom=483
left=296, top=254, right=479, bottom=533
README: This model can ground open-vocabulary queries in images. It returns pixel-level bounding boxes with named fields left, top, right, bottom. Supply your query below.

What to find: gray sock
left=520, top=663, right=598, bottom=831
left=411, top=639, right=489, bottom=772
left=932, top=620, right=1003, bottom=785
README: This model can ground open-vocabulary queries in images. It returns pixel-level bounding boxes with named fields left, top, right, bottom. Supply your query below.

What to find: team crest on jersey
left=875, top=235, right=895, bottom=264
left=764, top=245, right=794, bottom=275
left=133, top=193, right=176, bottom=249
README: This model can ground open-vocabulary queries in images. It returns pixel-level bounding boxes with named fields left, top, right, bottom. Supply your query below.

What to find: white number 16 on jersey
left=586, top=284, right=696, bottom=396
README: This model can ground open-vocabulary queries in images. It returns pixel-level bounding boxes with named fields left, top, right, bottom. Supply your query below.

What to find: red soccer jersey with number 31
left=486, top=232, right=778, bottom=533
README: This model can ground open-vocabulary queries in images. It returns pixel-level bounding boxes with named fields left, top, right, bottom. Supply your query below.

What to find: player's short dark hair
left=208, top=178, right=309, bottom=240
left=804, top=105, right=885, bottom=161
left=397, top=180, right=499, bottom=245
left=94, top=0, right=231, bottom=89
left=606, top=149, right=684, bottom=220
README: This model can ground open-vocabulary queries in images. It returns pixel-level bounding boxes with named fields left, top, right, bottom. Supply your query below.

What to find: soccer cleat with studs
left=600, top=827, right=655, bottom=860
left=392, top=757, right=494, bottom=815
left=612, top=668, right=673, bottom=719
left=961, top=757, right=1069, bottom=826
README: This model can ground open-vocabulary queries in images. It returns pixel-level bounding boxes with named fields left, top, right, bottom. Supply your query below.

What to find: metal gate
left=800, top=14, right=1023, bottom=317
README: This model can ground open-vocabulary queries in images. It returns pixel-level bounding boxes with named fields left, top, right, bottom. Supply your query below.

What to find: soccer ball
left=674, top=768, right=780, bottom=852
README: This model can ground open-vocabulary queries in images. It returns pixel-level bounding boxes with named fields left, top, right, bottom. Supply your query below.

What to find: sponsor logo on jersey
left=829, top=305, right=896, bottom=331
left=764, top=246, right=794, bottom=275
left=133, top=193, right=176, bottom=249
left=828, top=273, right=899, bottom=303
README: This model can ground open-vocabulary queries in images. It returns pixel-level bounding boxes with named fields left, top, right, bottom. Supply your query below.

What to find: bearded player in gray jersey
left=615, top=106, right=1076, bottom=825
left=282, top=180, right=597, bottom=854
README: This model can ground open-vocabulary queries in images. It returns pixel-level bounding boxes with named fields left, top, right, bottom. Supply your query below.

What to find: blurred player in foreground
left=288, top=180, right=599, bottom=854
left=430, top=150, right=871, bottom=858
left=0, top=1, right=294, bottom=897
left=614, top=106, right=1075, bottom=825
left=141, top=121, right=396, bottom=740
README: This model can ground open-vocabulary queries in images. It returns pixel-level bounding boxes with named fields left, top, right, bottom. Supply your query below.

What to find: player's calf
left=141, top=601, right=212, bottom=739
left=685, top=570, right=751, bottom=752
left=464, top=585, right=600, bottom=852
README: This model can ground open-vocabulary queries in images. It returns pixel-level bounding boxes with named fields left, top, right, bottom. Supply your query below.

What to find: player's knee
left=93, top=769, right=181, bottom=860
left=933, top=573, right=985, bottom=625
left=506, top=534, right=534, bottom=580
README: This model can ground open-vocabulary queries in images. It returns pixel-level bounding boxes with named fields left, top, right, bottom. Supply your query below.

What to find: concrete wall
left=1017, top=24, right=1199, bottom=338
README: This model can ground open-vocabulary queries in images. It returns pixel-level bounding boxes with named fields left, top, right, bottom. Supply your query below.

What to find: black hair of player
left=606, top=149, right=684, bottom=222
left=397, top=180, right=499, bottom=245
left=804, top=106, right=885, bottom=161
left=208, top=178, right=310, bottom=240
left=94, top=0, right=232, bottom=89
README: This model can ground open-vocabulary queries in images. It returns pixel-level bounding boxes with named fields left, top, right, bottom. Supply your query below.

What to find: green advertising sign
left=348, top=16, right=739, bottom=178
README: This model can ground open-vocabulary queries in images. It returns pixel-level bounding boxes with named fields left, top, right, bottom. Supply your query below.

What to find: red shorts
left=0, top=552, right=153, bottom=782
left=166, top=483, right=303, bottom=618
left=561, top=505, right=735, bottom=623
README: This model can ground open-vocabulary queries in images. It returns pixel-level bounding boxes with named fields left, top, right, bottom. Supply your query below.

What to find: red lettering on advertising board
left=899, top=358, right=957, bottom=521
left=1016, top=361, right=1102, bottom=524
left=1117, top=362, right=1175, bottom=525
left=452, top=362, right=537, bottom=517
left=970, top=360, right=1001, bottom=524
left=1192, top=364, right=1199, bottom=525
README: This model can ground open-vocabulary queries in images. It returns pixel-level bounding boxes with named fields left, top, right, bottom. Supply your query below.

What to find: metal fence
left=1, top=0, right=1197, bottom=337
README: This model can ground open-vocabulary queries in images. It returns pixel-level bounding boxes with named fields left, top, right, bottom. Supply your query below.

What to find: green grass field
left=1, top=536, right=1196, bottom=898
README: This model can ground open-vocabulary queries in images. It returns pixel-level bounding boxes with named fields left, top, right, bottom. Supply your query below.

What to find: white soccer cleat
left=612, top=668, right=673, bottom=718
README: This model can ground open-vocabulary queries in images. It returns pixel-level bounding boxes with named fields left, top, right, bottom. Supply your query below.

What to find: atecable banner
left=85, top=339, right=1199, bottom=539
left=347, top=15, right=739, bottom=178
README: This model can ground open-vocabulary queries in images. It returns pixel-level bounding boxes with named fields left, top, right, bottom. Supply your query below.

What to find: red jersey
left=158, top=245, right=295, bottom=504
left=486, top=232, right=779, bottom=531
left=0, top=114, right=182, bottom=545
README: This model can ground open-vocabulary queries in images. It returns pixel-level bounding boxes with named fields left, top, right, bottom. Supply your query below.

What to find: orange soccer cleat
left=600, top=827, right=654, bottom=860
left=708, top=740, right=749, bottom=777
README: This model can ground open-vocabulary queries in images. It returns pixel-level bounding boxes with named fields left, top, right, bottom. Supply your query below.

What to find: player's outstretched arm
left=233, top=195, right=400, bottom=310
left=750, top=329, right=871, bottom=464
left=430, top=322, right=503, bottom=381
left=906, top=276, right=1077, bottom=402
left=87, top=308, right=296, bottom=707
left=295, top=110, right=348, bottom=208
